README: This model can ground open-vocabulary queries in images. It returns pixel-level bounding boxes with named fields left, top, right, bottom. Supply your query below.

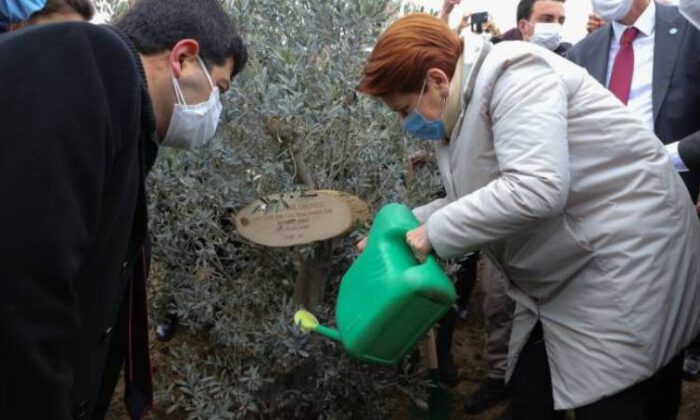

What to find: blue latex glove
left=0, top=0, right=47, bottom=24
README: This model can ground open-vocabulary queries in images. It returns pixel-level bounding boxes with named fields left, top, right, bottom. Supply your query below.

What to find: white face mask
left=161, top=56, right=223, bottom=150
left=591, top=0, right=634, bottom=22
left=530, top=22, right=563, bottom=50
left=680, top=0, right=700, bottom=30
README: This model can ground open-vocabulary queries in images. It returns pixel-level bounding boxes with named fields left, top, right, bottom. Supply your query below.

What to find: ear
left=425, top=68, right=451, bottom=98
left=169, top=39, right=201, bottom=79
left=517, top=19, right=530, bottom=39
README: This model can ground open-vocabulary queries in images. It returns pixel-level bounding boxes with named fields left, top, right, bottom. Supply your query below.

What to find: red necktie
left=608, top=27, right=640, bottom=105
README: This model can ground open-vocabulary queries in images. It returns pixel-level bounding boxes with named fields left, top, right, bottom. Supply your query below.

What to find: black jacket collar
left=102, top=25, right=160, bottom=172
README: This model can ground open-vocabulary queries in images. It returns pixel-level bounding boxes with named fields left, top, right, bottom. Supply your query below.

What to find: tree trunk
left=293, top=240, right=334, bottom=309
left=291, top=147, right=333, bottom=310
left=265, top=117, right=334, bottom=310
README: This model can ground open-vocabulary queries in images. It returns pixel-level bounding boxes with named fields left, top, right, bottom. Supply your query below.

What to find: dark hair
left=30, top=0, right=94, bottom=21
left=516, top=0, right=565, bottom=22
left=115, top=0, right=247, bottom=79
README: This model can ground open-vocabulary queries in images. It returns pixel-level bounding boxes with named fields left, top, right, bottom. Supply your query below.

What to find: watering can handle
left=384, top=225, right=436, bottom=264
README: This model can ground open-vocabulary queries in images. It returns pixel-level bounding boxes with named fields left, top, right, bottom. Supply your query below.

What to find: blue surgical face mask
left=402, top=80, right=447, bottom=141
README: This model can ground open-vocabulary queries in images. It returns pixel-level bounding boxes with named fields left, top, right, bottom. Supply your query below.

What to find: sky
left=91, top=1, right=682, bottom=43
left=407, top=0, right=680, bottom=44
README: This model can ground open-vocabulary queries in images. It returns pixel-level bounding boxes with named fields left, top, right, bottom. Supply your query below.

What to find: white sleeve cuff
left=665, top=142, right=690, bottom=173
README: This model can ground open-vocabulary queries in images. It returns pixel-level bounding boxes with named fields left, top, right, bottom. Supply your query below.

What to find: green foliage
left=99, top=0, right=444, bottom=417
left=93, top=0, right=130, bottom=21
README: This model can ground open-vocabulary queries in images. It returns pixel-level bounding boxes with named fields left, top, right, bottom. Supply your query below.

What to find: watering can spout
left=315, top=325, right=342, bottom=342
left=294, top=310, right=342, bottom=343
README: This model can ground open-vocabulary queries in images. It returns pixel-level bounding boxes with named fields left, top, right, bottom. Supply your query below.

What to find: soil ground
left=106, top=276, right=700, bottom=420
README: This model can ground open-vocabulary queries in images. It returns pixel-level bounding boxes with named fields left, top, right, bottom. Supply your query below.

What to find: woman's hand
left=440, top=0, right=462, bottom=23
left=586, top=13, right=606, bottom=33
left=406, top=225, right=433, bottom=258
left=456, top=13, right=471, bottom=33
left=482, top=20, right=501, bottom=38
left=442, top=0, right=461, bottom=12
left=356, top=237, right=368, bottom=252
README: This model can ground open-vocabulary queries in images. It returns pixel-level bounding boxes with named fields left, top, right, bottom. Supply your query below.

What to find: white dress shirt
left=606, top=0, right=656, bottom=131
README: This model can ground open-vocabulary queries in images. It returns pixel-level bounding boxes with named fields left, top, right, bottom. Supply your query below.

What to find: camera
left=470, top=11, right=489, bottom=34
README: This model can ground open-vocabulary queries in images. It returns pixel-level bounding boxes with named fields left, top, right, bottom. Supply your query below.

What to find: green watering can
left=295, top=203, right=457, bottom=366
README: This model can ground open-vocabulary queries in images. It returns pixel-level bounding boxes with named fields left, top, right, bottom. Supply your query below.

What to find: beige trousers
left=481, top=256, right=515, bottom=380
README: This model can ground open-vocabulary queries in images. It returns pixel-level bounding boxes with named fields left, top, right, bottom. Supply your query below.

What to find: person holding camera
left=440, top=0, right=502, bottom=38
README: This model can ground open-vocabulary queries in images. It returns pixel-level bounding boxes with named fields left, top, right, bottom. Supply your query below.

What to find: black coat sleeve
left=0, top=23, right=135, bottom=418
left=678, top=130, right=700, bottom=173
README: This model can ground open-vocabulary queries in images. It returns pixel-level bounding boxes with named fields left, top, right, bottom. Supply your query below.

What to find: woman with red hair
left=359, top=13, right=700, bottom=419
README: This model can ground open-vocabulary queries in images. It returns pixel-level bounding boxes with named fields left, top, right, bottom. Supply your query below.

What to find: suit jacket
left=0, top=22, right=158, bottom=419
left=567, top=2, right=700, bottom=202
left=415, top=40, right=700, bottom=409
left=679, top=130, right=700, bottom=171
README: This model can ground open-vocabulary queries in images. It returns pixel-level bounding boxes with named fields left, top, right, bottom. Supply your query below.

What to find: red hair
left=358, top=13, right=463, bottom=97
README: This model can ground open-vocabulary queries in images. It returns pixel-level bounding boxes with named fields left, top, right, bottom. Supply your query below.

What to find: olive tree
left=97, top=0, right=443, bottom=417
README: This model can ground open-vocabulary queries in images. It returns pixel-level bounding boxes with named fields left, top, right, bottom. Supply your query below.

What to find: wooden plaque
left=235, top=190, right=369, bottom=247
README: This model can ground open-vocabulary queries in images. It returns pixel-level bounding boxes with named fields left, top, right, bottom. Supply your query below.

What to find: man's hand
left=587, top=13, right=606, bottom=33
left=406, top=225, right=433, bottom=258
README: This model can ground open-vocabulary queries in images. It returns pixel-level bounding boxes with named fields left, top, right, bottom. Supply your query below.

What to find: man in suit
left=0, top=0, right=247, bottom=418
left=672, top=0, right=700, bottom=175
left=567, top=0, right=700, bottom=380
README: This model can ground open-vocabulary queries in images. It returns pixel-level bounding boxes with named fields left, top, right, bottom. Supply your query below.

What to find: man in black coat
left=0, top=0, right=247, bottom=418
